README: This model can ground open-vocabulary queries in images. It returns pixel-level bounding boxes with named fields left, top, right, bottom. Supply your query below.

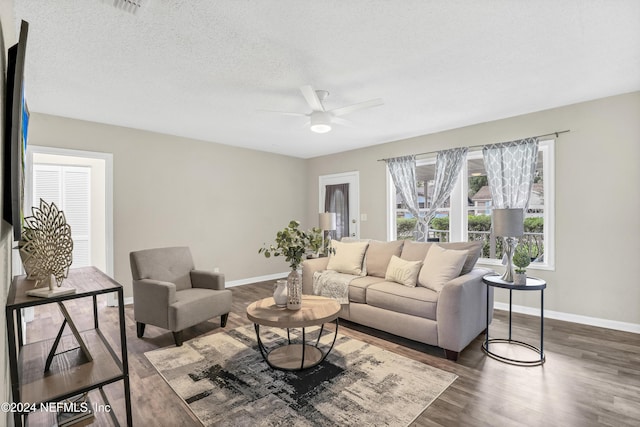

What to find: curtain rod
left=377, top=129, right=570, bottom=162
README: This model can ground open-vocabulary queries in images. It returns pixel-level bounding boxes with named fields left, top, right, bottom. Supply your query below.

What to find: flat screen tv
left=2, top=20, right=29, bottom=241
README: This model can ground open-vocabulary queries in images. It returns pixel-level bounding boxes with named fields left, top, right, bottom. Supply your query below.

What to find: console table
left=5, top=267, right=132, bottom=426
left=482, top=273, right=546, bottom=366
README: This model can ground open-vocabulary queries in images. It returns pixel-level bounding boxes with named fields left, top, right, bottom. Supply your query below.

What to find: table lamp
left=319, top=212, right=337, bottom=256
left=492, top=208, right=524, bottom=282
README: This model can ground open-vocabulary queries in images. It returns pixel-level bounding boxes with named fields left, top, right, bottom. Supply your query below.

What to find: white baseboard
left=226, top=272, right=288, bottom=288
left=494, top=302, right=640, bottom=334
left=107, top=295, right=134, bottom=307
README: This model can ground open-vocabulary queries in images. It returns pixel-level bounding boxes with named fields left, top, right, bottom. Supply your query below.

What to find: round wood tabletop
left=246, top=295, right=341, bottom=328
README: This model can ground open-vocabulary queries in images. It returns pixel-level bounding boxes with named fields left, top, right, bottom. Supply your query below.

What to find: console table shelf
left=6, top=267, right=132, bottom=427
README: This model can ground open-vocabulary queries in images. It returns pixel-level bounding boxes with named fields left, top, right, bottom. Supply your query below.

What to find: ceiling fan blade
left=332, top=117, right=354, bottom=128
left=329, top=98, right=384, bottom=117
left=257, top=109, right=307, bottom=117
left=300, top=85, right=325, bottom=112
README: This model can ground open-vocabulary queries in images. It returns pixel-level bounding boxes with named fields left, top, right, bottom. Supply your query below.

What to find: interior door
left=319, top=172, right=360, bottom=239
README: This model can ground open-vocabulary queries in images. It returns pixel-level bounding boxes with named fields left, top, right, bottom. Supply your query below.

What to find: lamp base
left=500, top=236, right=518, bottom=283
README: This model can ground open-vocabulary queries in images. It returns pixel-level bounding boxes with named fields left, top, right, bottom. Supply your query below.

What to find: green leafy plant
left=512, top=246, right=531, bottom=274
left=307, top=227, right=323, bottom=254
left=258, top=220, right=323, bottom=270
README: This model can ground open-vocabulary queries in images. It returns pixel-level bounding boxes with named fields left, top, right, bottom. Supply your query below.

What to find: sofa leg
left=173, top=330, right=184, bottom=347
left=444, top=349, right=459, bottom=361
left=221, top=313, right=229, bottom=328
left=136, top=322, right=146, bottom=338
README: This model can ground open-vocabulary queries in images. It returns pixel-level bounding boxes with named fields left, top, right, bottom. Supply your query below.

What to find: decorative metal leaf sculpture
left=19, top=199, right=73, bottom=289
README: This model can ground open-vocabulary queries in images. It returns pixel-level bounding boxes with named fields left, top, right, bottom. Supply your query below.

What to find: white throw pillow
left=326, top=240, right=369, bottom=275
left=385, top=255, right=422, bottom=287
left=418, top=244, right=468, bottom=292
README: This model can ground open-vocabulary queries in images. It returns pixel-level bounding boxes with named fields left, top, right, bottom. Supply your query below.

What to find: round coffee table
left=246, top=295, right=341, bottom=371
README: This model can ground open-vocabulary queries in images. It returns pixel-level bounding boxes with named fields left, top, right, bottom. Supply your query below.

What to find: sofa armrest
left=191, top=269, right=225, bottom=290
left=436, top=268, right=494, bottom=353
left=302, top=257, right=330, bottom=294
left=132, top=279, right=177, bottom=328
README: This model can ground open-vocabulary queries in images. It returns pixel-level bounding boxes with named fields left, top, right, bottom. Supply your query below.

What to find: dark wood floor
left=21, top=281, right=640, bottom=426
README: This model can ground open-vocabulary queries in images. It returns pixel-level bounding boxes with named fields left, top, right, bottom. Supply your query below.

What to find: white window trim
left=386, top=139, right=555, bottom=271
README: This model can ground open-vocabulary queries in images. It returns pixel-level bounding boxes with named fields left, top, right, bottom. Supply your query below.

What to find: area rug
left=145, top=325, right=457, bottom=426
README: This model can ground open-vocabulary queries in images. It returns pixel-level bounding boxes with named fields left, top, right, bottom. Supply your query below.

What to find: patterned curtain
left=425, top=147, right=468, bottom=227
left=483, top=137, right=539, bottom=209
left=324, top=184, right=349, bottom=240
left=385, top=155, right=427, bottom=241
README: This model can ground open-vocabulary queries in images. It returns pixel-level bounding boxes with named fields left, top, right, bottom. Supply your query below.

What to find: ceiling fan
left=264, top=85, right=384, bottom=133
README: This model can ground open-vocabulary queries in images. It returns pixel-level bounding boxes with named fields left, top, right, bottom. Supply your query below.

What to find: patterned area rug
left=145, top=325, right=457, bottom=426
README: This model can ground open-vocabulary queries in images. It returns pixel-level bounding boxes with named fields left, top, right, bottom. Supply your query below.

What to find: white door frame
left=24, top=145, right=114, bottom=298
left=318, top=171, right=360, bottom=239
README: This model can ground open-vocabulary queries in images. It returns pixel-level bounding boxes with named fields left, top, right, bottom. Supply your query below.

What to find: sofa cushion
left=365, top=240, right=404, bottom=278
left=348, top=275, right=386, bottom=303
left=402, top=240, right=483, bottom=275
left=400, top=241, right=434, bottom=261
left=384, top=255, right=422, bottom=287
left=438, top=241, right=483, bottom=275
left=418, top=244, right=468, bottom=292
left=327, top=240, right=369, bottom=275
left=366, top=281, right=439, bottom=320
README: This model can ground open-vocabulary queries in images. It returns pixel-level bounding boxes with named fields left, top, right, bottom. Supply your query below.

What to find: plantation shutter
left=33, top=164, right=91, bottom=268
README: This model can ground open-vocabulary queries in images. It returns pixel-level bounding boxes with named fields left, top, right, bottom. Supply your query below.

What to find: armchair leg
left=173, top=330, right=184, bottom=347
left=221, top=313, right=229, bottom=328
left=136, top=322, right=146, bottom=338
left=444, top=349, right=459, bottom=361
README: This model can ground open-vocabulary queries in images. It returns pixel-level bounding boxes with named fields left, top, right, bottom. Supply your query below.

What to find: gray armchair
left=130, top=246, right=232, bottom=346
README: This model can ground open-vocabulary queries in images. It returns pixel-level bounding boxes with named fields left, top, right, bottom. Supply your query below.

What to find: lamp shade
left=319, top=212, right=337, bottom=230
left=492, top=208, right=524, bottom=237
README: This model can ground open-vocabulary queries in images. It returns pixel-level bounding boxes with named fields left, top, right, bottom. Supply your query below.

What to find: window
left=388, top=140, right=555, bottom=269
left=32, top=164, right=91, bottom=268
left=394, top=161, right=450, bottom=240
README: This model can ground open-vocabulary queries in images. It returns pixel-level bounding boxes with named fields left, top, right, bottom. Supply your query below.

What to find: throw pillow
left=418, top=244, right=468, bottom=292
left=437, top=241, right=483, bottom=275
left=326, top=240, right=369, bottom=275
left=400, top=241, right=434, bottom=261
left=366, top=240, right=404, bottom=278
left=384, top=255, right=422, bottom=287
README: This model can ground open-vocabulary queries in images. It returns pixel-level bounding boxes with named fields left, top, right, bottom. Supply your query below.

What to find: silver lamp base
left=501, top=236, right=517, bottom=282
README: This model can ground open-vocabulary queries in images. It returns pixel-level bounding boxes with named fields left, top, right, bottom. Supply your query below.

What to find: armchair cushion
left=130, top=246, right=195, bottom=291
left=169, top=288, right=232, bottom=331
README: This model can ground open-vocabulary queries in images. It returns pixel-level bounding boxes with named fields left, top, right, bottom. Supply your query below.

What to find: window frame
left=386, top=139, right=555, bottom=271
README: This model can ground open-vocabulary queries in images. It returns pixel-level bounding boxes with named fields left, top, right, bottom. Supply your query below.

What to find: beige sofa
left=302, top=239, right=493, bottom=360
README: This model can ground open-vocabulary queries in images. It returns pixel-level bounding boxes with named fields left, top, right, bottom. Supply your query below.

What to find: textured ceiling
left=13, top=0, right=640, bottom=158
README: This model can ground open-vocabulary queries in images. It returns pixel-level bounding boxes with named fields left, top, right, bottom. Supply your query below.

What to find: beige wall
left=1, top=1, right=17, bottom=423
left=27, top=113, right=309, bottom=297
left=306, top=92, right=640, bottom=326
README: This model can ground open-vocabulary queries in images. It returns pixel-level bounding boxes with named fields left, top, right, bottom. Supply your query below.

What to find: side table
left=482, top=273, right=546, bottom=366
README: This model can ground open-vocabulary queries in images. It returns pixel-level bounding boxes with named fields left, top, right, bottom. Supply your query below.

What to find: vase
left=286, top=268, right=302, bottom=310
left=273, top=279, right=288, bottom=307
left=514, top=273, right=527, bottom=285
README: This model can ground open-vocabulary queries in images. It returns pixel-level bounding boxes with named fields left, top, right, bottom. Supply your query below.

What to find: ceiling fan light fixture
left=310, top=111, right=332, bottom=133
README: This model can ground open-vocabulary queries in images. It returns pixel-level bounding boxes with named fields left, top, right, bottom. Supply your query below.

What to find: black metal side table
left=482, top=273, right=546, bottom=366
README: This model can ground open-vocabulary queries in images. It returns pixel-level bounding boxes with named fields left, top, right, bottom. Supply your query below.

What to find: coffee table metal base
left=253, top=320, right=339, bottom=371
